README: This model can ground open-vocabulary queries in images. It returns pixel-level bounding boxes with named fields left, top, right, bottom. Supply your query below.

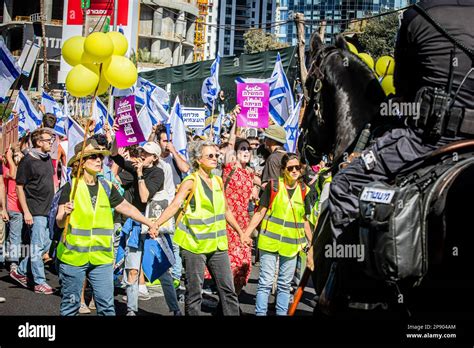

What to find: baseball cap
left=138, top=142, right=161, bottom=157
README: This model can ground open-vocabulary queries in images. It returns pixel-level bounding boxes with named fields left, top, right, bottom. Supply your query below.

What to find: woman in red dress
left=218, top=138, right=259, bottom=295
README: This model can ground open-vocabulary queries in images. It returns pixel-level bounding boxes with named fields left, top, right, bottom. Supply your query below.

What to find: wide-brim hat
left=67, top=140, right=110, bottom=167
left=263, top=124, right=286, bottom=144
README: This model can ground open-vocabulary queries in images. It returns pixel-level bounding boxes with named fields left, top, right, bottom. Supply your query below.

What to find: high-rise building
left=277, top=0, right=409, bottom=45
left=204, top=0, right=218, bottom=60
left=218, top=0, right=277, bottom=57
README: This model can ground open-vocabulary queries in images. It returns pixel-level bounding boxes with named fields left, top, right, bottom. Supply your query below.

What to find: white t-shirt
left=157, top=158, right=177, bottom=201
left=161, top=154, right=182, bottom=187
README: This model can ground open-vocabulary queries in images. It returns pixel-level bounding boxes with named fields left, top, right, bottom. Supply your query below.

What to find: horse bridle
left=300, top=45, right=340, bottom=165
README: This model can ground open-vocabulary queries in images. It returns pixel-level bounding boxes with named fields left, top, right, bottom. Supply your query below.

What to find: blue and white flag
left=0, top=40, right=20, bottom=102
left=284, top=97, right=302, bottom=153
left=41, top=91, right=66, bottom=136
left=213, top=106, right=225, bottom=145
left=92, top=98, right=114, bottom=134
left=201, top=54, right=221, bottom=134
left=66, top=115, right=85, bottom=163
left=137, top=77, right=170, bottom=109
left=13, top=88, right=42, bottom=136
left=269, top=53, right=294, bottom=126
left=137, top=105, right=158, bottom=141
left=168, top=96, right=188, bottom=160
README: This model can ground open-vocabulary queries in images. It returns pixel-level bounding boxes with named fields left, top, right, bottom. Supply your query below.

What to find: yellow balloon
left=381, top=75, right=395, bottom=96
left=358, top=53, right=375, bottom=70
left=65, top=64, right=100, bottom=97
left=62, top=36, right=85, bottom=66
left=80, top=51, right=96, bottom=64
left=106, top=31, right=128, bottom=56
left=84, top=32, right=114, bottom=63
left=103, top=55, right=137, bottom=89
left=347, top=42, right=359, bottom=55
left=96, top=74, right=111, bottom=95
left=375, top=56, right=395, bottom=77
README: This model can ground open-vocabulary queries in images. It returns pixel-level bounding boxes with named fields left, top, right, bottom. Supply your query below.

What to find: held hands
left=2, top=210, right=9, bottom=222
left=148, top=223, right=159, bottom=239
left=239, top=232, right=252, bottom=247
left=24, top=211, right=33, bottom=226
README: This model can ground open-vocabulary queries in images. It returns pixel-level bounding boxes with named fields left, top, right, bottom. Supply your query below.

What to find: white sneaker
left=0, top=296, right=5, bottom=303
left=79, top=303, right=91, bottom=314
left=138, top=285, right=151, bottom=301
left=126, top=311, right=136, bottom=316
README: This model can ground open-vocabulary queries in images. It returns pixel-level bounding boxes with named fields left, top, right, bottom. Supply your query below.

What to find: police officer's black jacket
left=394, top=0, right=474, bottom=109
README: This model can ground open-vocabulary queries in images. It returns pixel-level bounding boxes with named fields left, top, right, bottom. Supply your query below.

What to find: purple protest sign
left=114, top=95, right=145, bottom=147
left=236, top=83, right=269, bottom=128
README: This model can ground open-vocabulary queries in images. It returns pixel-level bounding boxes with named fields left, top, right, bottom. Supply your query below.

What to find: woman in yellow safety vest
left=244, top=153, right=313, bottom=315
left=56, top=138, right=158, bottom=316
left=152, top=140, right=252, bottom=315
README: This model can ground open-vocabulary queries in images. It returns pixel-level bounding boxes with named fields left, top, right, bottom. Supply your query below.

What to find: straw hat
left=67, top=138, right=110, bottom=167
left=263, top=124, right=286, bottom=145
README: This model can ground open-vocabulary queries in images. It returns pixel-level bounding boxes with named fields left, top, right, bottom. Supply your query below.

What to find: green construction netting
left=138, top=46, right=299, bottom=109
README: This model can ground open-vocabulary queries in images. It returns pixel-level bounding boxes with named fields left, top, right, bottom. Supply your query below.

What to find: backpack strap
left=98, top=177, right=112, bottom=198
left=268, top=179, right=279, bottom=210
left=300, top=182, right=307, bottom=202
left=175, top=173, right=197, bottom=226
left=224, top=166, right=238, bottom=190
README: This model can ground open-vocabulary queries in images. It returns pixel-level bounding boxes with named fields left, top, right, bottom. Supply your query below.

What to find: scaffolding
left=193, top=0, right=208, bottom=62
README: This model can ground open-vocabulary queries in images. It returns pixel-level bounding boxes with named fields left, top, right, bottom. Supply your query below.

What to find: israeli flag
left=13, top=88, right=42, bottom=136
left=66, top=115, right=85, bottom=163
left=92, top=98, right=114, bottom=134
left=137, top=105, right=158, bottom=141
left=168, top=96, right=188, bottom=160
left=137, top=76, right=170, bottom=109
left=284, top=97, right=302, bottom=153
left=0, top=39, right=20, bottom=102
left=41, top=91, right=66, bottom=136
left=201, top=54, right=221, bottom=134
left=269, top=53, right=294, bottom=126
left=213, top=106, right=225, bottom=145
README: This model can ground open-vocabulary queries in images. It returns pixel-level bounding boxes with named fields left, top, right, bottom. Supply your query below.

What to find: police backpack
left=358, top=153, right=474, bottom=286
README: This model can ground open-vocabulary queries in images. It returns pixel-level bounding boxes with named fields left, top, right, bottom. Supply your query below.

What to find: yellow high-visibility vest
left=174, top=173, right=228, bottom=254
left=57, top=178, right=115, bottom=266
left=258, top=178, right=308, bottom=257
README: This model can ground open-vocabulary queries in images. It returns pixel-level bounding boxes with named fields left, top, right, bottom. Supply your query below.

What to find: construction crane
left=193, top=0, right=209, bottom=62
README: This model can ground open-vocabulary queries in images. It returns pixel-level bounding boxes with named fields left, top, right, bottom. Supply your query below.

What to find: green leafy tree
left=357, top=13, right=399, bottom=59
left=244, top=29, right=289, bottom=54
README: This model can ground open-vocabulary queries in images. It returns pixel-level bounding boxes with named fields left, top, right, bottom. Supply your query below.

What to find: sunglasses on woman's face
left=238, top=146, right=250, bottom=152
left=286, top=165, right=301, bottom=172
left=87, top=154, right=104, bottom=161
left=203, top=153, right=218, bottom=160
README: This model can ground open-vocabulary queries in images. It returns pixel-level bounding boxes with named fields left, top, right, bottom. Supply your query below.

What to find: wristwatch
left=138, top=175, right=144, bottom=181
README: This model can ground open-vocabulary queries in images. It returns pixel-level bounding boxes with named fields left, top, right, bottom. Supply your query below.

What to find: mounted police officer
left=314, top=0, right=474, bottom=313
left=326, top=0, right=474, bottom=243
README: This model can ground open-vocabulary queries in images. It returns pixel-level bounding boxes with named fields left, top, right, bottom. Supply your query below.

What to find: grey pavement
left=0, top=259, right=315, bottom=316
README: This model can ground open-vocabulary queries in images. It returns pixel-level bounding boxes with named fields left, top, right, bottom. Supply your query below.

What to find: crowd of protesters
left=0, top=97, right=332, bottom=315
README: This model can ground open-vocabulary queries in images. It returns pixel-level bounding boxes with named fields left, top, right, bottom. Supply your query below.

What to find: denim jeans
left=170, top=237, right=182, bottom=281
left=18, top=216, right=51, bottom=285
left=181, top=248, right=239, bottom=316
left=58, top=261, right=115, bottom=316
left=124, top=235, right=180, bottom=314
left=255, top=250, right=297, bottom=316
left=6, top=211, right=23, bottom=263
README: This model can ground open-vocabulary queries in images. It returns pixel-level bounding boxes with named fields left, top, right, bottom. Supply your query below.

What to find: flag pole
left=209, top=99, right=216, bottom=140
left=60, top=64, right=102, bottom=243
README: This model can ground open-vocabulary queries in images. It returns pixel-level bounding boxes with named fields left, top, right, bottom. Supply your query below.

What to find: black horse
left=299, top=33, right=474, bottom=319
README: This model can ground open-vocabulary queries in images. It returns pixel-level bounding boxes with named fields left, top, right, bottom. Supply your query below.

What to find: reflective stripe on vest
left=174, top=173, right=228, bottom=254
left=57, top=178, right=115, bottom=266
left=309, top=175, right=332, bottom=226
left=258, top=177, right=308, bottom=258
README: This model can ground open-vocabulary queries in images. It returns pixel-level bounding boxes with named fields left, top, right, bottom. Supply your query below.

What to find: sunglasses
left=203, top=153, right=218, bottom=160
left=87, top=154, right=104, bottom=160
left=238, top=147, right=250, bottom=152
left=286, top=165, right=301, bottom=172
left=40, top=137, right=55, bottom=144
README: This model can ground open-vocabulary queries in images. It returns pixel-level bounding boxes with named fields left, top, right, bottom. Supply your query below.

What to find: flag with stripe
left=0, top=39, right=20, bottom=102
left=41, top=91, right=66, bottom=136
left=92, top=98, right=114, bottom=134
left=13, top=88, right=42, bottom=136
left=168, top=96, right=188, bottom=160
left=201, top=54, right=220, bottom=134
left=284, top=97, right=302, bottom=153
left=269, top=53, right=294, bottom=126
